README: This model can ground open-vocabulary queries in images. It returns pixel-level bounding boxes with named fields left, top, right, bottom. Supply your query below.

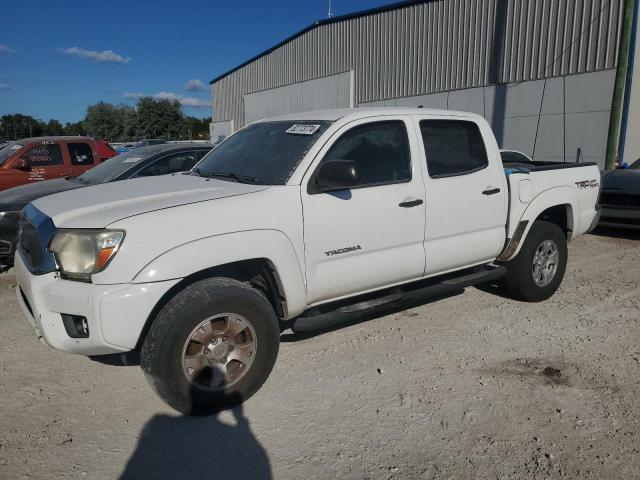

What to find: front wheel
left=141, top=278, right=280, bottom=415
left=502, top=221, right=568, bottom=302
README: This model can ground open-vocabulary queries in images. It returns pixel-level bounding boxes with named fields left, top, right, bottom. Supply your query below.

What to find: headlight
left=0, top=211, right=21, bottom=225
left=49, top=229, right=125, bottom=281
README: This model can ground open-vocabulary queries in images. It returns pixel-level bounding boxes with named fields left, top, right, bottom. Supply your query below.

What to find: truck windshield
left=0, top=142, right=23, bottom=166
left=194, top=121, right=331, bottom=185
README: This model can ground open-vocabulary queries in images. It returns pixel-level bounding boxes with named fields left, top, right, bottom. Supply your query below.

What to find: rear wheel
left=141, top=278, right=280, bottom=415
left=503, top=221, right=567, bottom=302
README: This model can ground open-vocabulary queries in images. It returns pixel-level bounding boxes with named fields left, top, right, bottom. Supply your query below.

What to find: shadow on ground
left=119, top=402, right=271, bottom=480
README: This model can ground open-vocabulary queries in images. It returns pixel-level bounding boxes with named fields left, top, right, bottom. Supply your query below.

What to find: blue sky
left=0, top=0, right=393, bottom=123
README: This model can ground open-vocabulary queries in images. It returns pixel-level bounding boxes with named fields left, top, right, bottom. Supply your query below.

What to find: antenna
left=327, top=0, right=333, bottom=18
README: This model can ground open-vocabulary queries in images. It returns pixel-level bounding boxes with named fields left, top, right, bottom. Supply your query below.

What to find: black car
left=599, top=159, right=640, bottom=230
left=0, top=143, right=213, bottom=269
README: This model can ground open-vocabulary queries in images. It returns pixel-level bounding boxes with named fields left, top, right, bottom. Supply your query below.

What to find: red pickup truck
left=0, top=136, right=109, bottom=191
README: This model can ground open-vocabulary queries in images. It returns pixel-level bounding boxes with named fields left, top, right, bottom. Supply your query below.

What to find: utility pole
left=327, top=0, right=333, bottom=18
left=605, top=0, right=636, bottom=170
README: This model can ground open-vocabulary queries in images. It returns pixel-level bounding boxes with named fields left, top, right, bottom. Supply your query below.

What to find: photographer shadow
left=120, top=388, right=271, bottom=479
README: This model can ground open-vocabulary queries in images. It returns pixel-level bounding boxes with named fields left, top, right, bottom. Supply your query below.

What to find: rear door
left=414, top=116, right=508, bottom=275
left=67, top=141, right=96, bottom=176
left=301, top=117, right=427, bottom=305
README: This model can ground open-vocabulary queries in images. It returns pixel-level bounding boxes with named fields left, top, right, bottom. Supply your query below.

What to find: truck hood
left=0, top=178, right=81, bottom=210
left=32, top=174, right=269, bottom=228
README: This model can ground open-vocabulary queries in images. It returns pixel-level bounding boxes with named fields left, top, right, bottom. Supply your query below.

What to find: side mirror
left=314, top=159, right=359, bottom=193
left=14, top=158, right=31, bottom=171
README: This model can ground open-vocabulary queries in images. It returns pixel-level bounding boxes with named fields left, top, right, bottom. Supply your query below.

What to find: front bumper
left=14, top=252, right=180, bottom=356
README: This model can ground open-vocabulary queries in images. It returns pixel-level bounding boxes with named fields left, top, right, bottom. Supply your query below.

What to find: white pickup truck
left=14, top=108, right=601, bottom=414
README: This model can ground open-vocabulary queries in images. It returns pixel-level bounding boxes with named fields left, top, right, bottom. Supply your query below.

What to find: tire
left=140, top=277, right=280, bottom=415
left=503, top=221, right=567, bottom=302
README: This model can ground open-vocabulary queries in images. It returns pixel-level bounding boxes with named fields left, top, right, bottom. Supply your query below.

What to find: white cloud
left=179, top=96, right=210, bottom=108
left=0, top=83, right=9, bottom=90
left=123, top=91, right=209, bottom=109
left=0, top=45, right=15, bottom=54
left=58, top=47, right=131, bottom=64
left=184, top=79, right=206, bottom=92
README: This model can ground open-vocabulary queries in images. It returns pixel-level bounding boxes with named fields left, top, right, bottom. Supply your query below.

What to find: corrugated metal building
left=210, top=0, right=637, bottom=167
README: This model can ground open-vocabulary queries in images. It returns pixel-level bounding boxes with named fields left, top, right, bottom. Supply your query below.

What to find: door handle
left=398, top=199, right=424, bottom=208
left=482, top=187, right=501, bottom=195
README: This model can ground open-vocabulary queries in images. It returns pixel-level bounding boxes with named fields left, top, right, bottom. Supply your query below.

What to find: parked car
left=0, top=136, right=105, bottom=192
left=95, top=141, right=118, bottom=160
left=117, top=139, right=167, bottom=154
left=599, top=158, right=640, bottom=229
left=0, top=143, right=212, bottom=269
left=13, top=108, right=600, bottom=415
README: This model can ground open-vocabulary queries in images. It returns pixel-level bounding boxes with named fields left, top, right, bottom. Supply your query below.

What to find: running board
left=291, top=265, right=506, bottom=333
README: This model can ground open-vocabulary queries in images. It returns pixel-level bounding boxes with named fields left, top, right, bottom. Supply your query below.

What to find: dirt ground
left=1, top=228, right=639, bottom=479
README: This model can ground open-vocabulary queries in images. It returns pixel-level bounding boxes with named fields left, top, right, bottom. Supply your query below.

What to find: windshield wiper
left=204, top=172, right=258, bottom=184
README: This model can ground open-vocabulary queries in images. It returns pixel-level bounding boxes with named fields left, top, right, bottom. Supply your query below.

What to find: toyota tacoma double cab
left=13, top=108, right=601, bottom=414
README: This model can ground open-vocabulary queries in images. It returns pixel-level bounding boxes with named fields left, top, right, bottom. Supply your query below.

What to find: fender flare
left=501, top=186, right=578, bottom=261
left=132, top=229, right=307, bottom=318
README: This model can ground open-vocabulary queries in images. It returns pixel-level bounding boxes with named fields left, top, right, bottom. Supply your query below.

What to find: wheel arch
left=501, top=187, right=578, bottom=260
left=131, top=230, right=307, bottom=351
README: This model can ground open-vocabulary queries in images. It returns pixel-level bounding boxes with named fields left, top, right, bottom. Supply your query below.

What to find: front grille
left=0, top=239, right=11, bottom=256
left=18, top=219, right=44, bottom=271
left=599, top=192, right=640, bottom=209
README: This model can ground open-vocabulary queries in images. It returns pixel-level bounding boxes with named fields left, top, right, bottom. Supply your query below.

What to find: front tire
left=503, top=221, right=567, bottom=302
left=141, top=278, right=280, bottom=415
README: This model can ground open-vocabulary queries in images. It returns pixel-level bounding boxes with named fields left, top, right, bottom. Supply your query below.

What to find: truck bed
left=502, top=160, right=601, bottom=256
left=503, top=160, right=598, bottom=172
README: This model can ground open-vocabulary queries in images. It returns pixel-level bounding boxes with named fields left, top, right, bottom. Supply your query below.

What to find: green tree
left=45, top=119, right=64, bottom=136
left=136, top=97, right=183, bottom=140
left=0, top=114, right=45, bottom=141
left=84, top=102, right=120, bottom=140
left=180, top=116, right=211, bottom=140
left=63, top=121, right=87, bottom=136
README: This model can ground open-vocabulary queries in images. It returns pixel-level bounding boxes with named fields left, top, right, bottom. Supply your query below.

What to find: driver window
left=322, top=121, right=411, bottom=187
left=22, top=143, right=64, bottom=167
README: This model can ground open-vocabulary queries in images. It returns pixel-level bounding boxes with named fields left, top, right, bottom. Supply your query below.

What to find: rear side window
left=420, top=120, right=488, bottom=178
left=68, top=143, right=94, bottom=166
left=323, top=120, right=411, bottom=187
left=24, top=143, right=64, bottom=167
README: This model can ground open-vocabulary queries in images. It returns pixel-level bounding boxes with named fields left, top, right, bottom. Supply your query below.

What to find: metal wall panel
left=212, top=0, right=623, bottom=127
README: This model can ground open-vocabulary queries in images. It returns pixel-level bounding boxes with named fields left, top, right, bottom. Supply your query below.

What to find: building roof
left=209, top=0, right=432, bottom=85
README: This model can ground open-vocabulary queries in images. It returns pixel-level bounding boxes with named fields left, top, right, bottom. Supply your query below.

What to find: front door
left=302, top=117, right=427, bottom=305
left=415, top=116, right=508, bottom=275
left=20, top=141, right=68, bottom=182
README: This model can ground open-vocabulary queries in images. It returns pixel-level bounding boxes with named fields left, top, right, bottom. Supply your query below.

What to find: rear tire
left=141, top=278, right=280, bottom=415
left=503, top=221, right=567, bottom=302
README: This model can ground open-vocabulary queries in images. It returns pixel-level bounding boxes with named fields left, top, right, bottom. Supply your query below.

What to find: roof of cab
left=18, top=136, right=95, bottom=143
left=257, top=107, right=485, bottom=123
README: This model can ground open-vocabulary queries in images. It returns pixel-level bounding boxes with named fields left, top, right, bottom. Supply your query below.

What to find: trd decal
left=575, top=179, right=599, bottom=189
left=324, top=245, right=362, bottom=257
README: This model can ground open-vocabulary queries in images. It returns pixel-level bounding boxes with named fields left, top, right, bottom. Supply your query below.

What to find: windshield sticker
left=123, top=157, right=142, bottom=163
left=285, top=124, right=321, bottom=135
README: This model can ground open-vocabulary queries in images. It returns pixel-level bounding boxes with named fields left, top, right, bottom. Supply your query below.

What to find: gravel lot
left=1, top=229, right=639, bottom=479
